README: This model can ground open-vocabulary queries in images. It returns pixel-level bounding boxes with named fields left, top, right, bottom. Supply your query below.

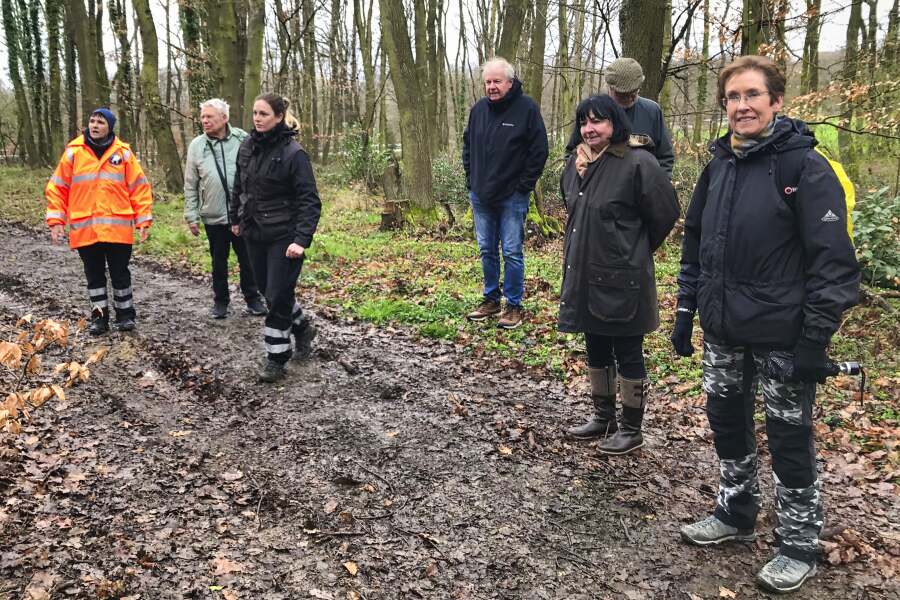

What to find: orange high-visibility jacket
left=45, top=135, right=153, bottom=249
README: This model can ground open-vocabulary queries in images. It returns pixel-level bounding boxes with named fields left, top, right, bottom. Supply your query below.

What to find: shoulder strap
left=774, top=146, right=809, bottom=211
left=206, top=139, right=230, bottom=224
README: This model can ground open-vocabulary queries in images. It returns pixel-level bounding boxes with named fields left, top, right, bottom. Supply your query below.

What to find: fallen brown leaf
left=212, top=556, right=245, bottom=575
left=0, top=341, right=22, bottom=369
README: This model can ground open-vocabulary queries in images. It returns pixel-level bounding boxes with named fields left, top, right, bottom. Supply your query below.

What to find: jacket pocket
left=254, top=200, right=293, bottom=227
left=198, top=187, right=226, bottom=220
left=587, top=266, right=640, bottom=322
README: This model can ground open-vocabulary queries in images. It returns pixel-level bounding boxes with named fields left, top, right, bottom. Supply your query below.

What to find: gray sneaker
left=755, top=554, right=817, bottom=594
left=680, top=515, right=756, bottom=546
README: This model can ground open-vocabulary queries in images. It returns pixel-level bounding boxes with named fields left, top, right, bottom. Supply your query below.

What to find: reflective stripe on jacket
left=45, top=135, right=153, bottom=249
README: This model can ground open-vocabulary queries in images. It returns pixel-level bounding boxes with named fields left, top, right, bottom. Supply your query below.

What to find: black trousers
left=77, top=242, right=135, bottom=321
left=246, top=237, right=307, bottom=364
left=204, top=224, right=260, bottom=304
left=585, top=333, right=646, bottom=379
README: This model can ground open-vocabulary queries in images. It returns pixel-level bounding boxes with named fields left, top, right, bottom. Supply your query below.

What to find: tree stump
left=380, top=156, right=405, bottom=231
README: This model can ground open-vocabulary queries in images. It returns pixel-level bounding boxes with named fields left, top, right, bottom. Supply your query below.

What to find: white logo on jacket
left=109, top=153, right=123, bottom=166
left=821, top=210, right=839, bottom=222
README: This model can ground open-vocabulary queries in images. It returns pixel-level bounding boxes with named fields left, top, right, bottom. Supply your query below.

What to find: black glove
left=792, top=337, right=828, bottom=384
left=670, top=309, right=695, bottom=357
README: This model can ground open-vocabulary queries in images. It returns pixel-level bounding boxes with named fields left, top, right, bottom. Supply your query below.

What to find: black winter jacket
left=462, top=79, right=549, bottom=204
left=676, top=117, right=859, bottom=348
left=229, top=123, right=321, bottom=247
left=558, top=143, right=679, bottom=336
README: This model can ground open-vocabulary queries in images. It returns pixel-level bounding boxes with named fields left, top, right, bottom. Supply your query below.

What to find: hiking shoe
left=467, top=299, right=501, bottom=321
left=259, top=360, right=286, bottom=383
left=755, top=554, right=817, bottom=594
left=497, top=305, right=525, bottom=329
left=680, top=515, right=756, bottom=546
left=88, top=312, right=109, bottom=336
left=245, top=296, right=267, bottom=316
left=210, top=301, right=228, bottom=319
left=293, top=321, right=318, bottom=360
left=116, top=318, right=136, bottom=332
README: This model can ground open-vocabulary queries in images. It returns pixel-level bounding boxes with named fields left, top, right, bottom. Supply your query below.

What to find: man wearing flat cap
left=605, top=57, right=674, bottom=178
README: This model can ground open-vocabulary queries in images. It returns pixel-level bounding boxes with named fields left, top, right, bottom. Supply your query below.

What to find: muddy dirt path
left=0, top=223, right=895, bottom=599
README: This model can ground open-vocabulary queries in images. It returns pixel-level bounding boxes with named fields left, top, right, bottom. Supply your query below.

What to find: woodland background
left=0, top=3, right=898, bottom=596
left=0, top=1, right=899, bottom=217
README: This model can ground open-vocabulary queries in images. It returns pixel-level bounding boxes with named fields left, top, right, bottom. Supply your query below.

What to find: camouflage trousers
left=702, top=341, right=823, bottom=563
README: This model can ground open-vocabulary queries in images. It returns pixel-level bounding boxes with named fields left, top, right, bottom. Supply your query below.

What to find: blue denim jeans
left=470, top=190, right=529, bottom=307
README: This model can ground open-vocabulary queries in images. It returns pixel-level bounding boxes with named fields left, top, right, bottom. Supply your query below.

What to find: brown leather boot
left=565, top=366, right=618, bottom=440
left=598, top=376, right=648, bottom=455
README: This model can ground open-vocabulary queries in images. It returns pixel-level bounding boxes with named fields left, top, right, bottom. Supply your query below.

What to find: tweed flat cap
left=605, top=58, right=645, bottom=92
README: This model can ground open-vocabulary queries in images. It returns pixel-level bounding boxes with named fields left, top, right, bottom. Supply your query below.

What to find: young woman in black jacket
left=559, top=95, right=678, bottom=455
left=229, top=93, right=322, bottom=382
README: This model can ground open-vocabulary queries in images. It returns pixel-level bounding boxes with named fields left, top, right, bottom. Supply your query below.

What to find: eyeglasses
left=722, top=91, right=770, bottom=107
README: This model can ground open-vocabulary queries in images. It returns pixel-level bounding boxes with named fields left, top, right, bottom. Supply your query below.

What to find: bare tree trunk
left=571, top=0, right=586, bottom=100
left=133, top=0, right=184, bottom=191
left=865, top=0, right=878, bottom=78
left=437, top=0, right=450, bottom=150
left=2, top=0, right=39, bottom=165
left=354, top=0, right=378, bottom=133
left=164, top=0, right=173, bottom=106
left=66, top=0, right=110, bottom=116
left=179, top=0, right=209, bottom=134
left=741, top=0, right=765, bottom=55
left=658, top=0, right=673, bottom=115
left=109, top=0, right=134, bottom=142
left=25, top=0, right=52, bottom=163
left=380, top=0, right=434, bottom=208
left=693, top=0, right=710, bottom=146
left=243, top=0, right=266, bottom=124
left=839, top=0, right=864, bottom=178
left=555, top=0, right=570, bottom=137
left=379, top=37, right=392, bottom=145
left=620, top=0, right=667, bottom=102
left=497, top=0, right=527, bottom=61
left=800, top=0, right=821, bottom=94
left=47, top=0, right=65, bottom=157
left=63, top=3, right=78, bottom=137
left=524, top=0, right=547, bottom=104
left=887, top=0, right=900, bottom=67
left=301, top=0, right=321, bottom=158
left=204, top=0, right=243, bottom=126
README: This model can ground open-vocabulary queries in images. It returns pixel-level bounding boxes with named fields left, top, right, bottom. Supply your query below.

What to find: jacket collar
left=711, top=116, right=815, bottom=159
left=487, top=78, right=524, bottom=111
left=71, top=134, right=126, bottom=161
left=206, top=124, right=234, bottom=143
left=605, top=142, right=628, bottom=158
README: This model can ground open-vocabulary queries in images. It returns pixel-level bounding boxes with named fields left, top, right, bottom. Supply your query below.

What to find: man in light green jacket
left=184, top=98, right=266, bottom=319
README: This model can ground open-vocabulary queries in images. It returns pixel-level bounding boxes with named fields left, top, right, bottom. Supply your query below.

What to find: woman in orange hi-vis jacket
left=45, top=108, right=153, bottom=335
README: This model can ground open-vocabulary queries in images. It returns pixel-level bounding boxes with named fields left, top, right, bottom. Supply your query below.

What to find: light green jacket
left=183, top=125, right=248, bottom=226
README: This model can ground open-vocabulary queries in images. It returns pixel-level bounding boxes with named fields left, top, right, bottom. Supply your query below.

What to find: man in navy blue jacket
left=462, top=57, right=549, bottom=329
